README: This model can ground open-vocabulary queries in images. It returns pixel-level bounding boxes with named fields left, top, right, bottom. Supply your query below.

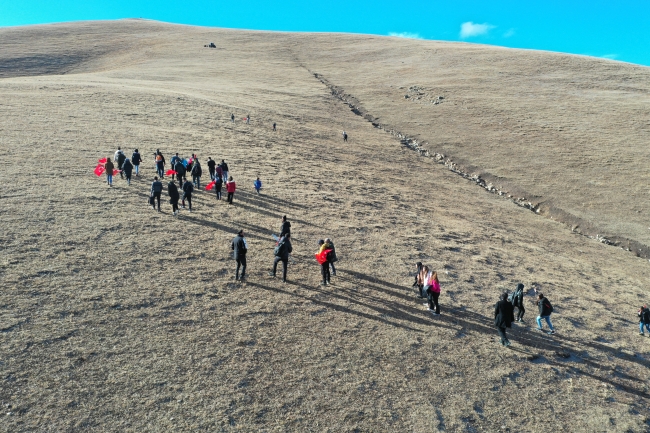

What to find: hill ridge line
left=309, top=70, right=650, bottom=261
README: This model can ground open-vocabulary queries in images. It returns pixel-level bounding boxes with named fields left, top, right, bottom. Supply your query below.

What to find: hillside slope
left=1, top=20, right=649, bottom=432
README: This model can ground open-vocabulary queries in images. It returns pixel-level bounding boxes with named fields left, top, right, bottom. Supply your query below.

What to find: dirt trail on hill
left=1, top=20, right=650, bottom=432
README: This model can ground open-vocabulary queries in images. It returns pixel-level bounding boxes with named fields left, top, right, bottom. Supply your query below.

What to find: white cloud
left=503, top=28, right=515, bottom=38
left=460, top=22, right=495, bottom=39
left=389, top=32, right=422, bottom=39
left=601, top=54, right=618, bottom=60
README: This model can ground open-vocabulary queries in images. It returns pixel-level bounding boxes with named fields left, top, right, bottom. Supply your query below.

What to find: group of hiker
left=101, top=147, right=247, bottom=214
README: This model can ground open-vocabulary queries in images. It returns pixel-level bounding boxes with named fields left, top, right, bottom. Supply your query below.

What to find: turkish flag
left=165, top=169, right=177, bottom=176
left=98, top=158, right=107, bottom=164
left=205, top=180, right=216, bottom=190
left=94, top=165, right=105, bottom=176
left=112, top=169, right=120, bottom=176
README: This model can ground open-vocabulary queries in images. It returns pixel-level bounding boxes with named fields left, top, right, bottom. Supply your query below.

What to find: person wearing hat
left=511, top=283, right=526, bottom=322
left=494, top=291, right=515, bottom=347
left=231, top=229, right=248, bottom=281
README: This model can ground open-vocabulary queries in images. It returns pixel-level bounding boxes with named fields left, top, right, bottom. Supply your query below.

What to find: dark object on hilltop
left=204, top=42, right=217, bottom=48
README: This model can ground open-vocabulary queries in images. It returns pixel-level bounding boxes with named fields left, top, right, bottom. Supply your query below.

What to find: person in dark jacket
left=638, top=305, right=650, bottom=336
left=174, top=160, right=186, bottom=190
left=191, top=160, right=202, bottom=188
left=280, top=215, right=291, bottom=238
left=182, top=177, right=194, bottom=211
left=170, top=153, right=181, bottom=180
left=150, top=176, right=163, bottom=211
left=122, top=158, right=133, bottom=185
left=131, top=149, right=142, bottom=176
left=155, top=150, right=165, bottom=178
left=413, top=262, right=424, bottom=296
left=214, top=175, right=223, bottom=200
left=168, top=181, right=180, bottom=215
left=116, top=149, right=126, bottom=179
left=207, top=157, right=216, bottom=180
left=535, top=292, right=555, bottom=334
left=325, top=238, right=338, bottom=276
left=231, top=230, right=248, bottom=280
left=220, top=160, right=229, bottom=183
left=512, top=283, right=525, bottom=322
left=268, top=233, right=292, bottom=282
left=104, top=158, right=115, bottom=187
left=495, top=291, right=515, bottom=346
left=317, top=239, right=332, bottom=286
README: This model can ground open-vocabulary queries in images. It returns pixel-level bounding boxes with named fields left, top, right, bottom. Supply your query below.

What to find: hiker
left=174, top=158, right=186, bottom=191
left=220, top=160, right=229, bottom=183
left=511, top=283, right=526, bottom=322
left=155, top=151, right=165, bottom=178
left=226, top=176, right=236, bottom=204
left=214, top=175, right=223, bottom=200
left=122, top=158, right=133, bottom=186
left=207, top=157, right=216, bottom=180
left=215, top=163, right=223, bottom=183
left=231, top=113, right=235, bottom=123
left=325, top=238, right=338, bottom=276
left=131, top=149, right=142, bottom=176
left=269, top=233, right=292, bottom=282
left=115, top=147, right=126, bottom=178
left=272, top=122, right=276, bottom=131
left=150, top=176, right=163, bottom=211
left=170, top=153, right=181, bottom=180
left=316, top=239, right=333, bottom=285
left=425, top=270, right=441, bottom=315
left=417, top=265, right=429, bottom=298
left=254, top=177, right=262, bottom=195
left=246, top=114, right=250, bottom=124
left=495, top=291, right=515, bottom=347
left=413, top=262, right=424, bottom=297
left=231, top=229, right=248, bottom=280
left=191, top=159, right=202, bottom=188
left=343, top=131, right=348, bottom=142
left=535, top=292, right=555, bottom=334
left=638, top=305, right=650, bottom=336
left=168, top=180, right=180, bottom=215
left=104, top=158, right=115, bottom=187
left=182, top=177, right=194, bottom=211
left=280, top=215, right=291, bottom=238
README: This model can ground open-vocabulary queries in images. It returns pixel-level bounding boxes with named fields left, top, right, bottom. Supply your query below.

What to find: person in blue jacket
left=254, top=177, right=262, bottom=194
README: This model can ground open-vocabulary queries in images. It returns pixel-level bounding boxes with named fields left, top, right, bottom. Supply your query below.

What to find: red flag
left=98, top=158, right=107, bottom=164
left=315, top=249, right=332, bottom=265
left=94, top=165, right=105, bottom=176
left=205, top=180, right=216, bottom=191
left=112, top=169, right=120, bottom=176
left=165, top=169, right=177, bottom=176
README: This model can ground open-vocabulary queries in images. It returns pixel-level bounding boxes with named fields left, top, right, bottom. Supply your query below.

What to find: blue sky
left=2, top=0, right=649, bottom=66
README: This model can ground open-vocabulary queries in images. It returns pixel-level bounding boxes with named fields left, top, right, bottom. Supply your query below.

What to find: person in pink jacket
left=423, top=270, right=441, bottom=315
left=226, top=176, right=237, bottom=204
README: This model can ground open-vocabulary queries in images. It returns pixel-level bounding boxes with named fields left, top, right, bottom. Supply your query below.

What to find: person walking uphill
left=150, top=176, right=163, bottom=211
left=269, top=233, right=292, bottom=282
left=182, top=177, right=194, bottom=211
left=536, top=292, right=555, bottom=334
left=214, top=174, right=223, bottom=200
left=104, top=158, right=115, bottom=187
left=122, top=158, right=133, bottom=186
left=226, top=176, right=237, bottom=204
left=174, top=159, right=186, bottom=191
left=638, top=304, right=650, bottom=336
left=220, top=160, right=229, bottom=183
left=495, top=291, right=515, bottom=347
left=115, top=148, right=126, bottom=179
left=191, top=159, right=202, bottom=188
left=511, top=283, right=526, bottom=322
left=231, top=229, right=248, bottom=281
left=155, top=151, right=165, bottom=178
left=131, top=149, right=142, bottom=176
left=425, top=270, right=441, bottom=315
left=168, top=180, right=180, bottom=215
left=280, top=216, right=291, bottom=238
left=325, top=238, right=338, bottom=276
left=315, top=239, right=333, bottom=286
left=207, top=157, right=216, bottom=180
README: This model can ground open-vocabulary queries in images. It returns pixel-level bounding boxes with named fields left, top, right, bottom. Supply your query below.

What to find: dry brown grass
left=1, top=20, right=649, bottom=432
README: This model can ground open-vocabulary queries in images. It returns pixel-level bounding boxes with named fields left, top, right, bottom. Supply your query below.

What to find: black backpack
left=274, top=239, right=286, bottom=256
left=509, top=287, right=522, bottom=306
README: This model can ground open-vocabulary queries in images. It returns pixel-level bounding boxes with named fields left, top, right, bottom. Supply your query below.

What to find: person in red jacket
left=226, top=176, right=237, bottom=204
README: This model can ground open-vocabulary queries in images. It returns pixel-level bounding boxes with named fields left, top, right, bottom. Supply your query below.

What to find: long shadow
left=238, top=190, right=306, bottom=210
left=232, top=201, right=315, bottom=228
left=246, top=281, right=423, bottom=333
left=180, top=215, right=268, bottom=241
left=329, top=268, right=650, bottom=399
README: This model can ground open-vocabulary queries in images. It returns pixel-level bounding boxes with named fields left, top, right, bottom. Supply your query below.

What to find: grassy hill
left=1, top=20, right=649, bottom=432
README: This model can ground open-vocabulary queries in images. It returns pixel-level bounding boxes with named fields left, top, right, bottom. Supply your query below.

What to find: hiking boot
left=536, top=328, right=544, bottom=332
left=320, top=281, right=327, bottom=286
left=268, top=272, right=275, bottom=277
left=422, top=303, right=429, bottom=307
left=548, top=330, right=555, bottom=335
left=640, top=332, right=645, bottom=336
left=505, top=340, right=511, bottom=347
left=431, top=311, right=440, bottom=316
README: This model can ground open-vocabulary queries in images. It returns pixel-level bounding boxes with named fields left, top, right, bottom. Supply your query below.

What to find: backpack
left=274, top=240, right=286, bottom=257
left=545, top=300, right=554, bottom=313
left=509, top=287, right=521, bottom=306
